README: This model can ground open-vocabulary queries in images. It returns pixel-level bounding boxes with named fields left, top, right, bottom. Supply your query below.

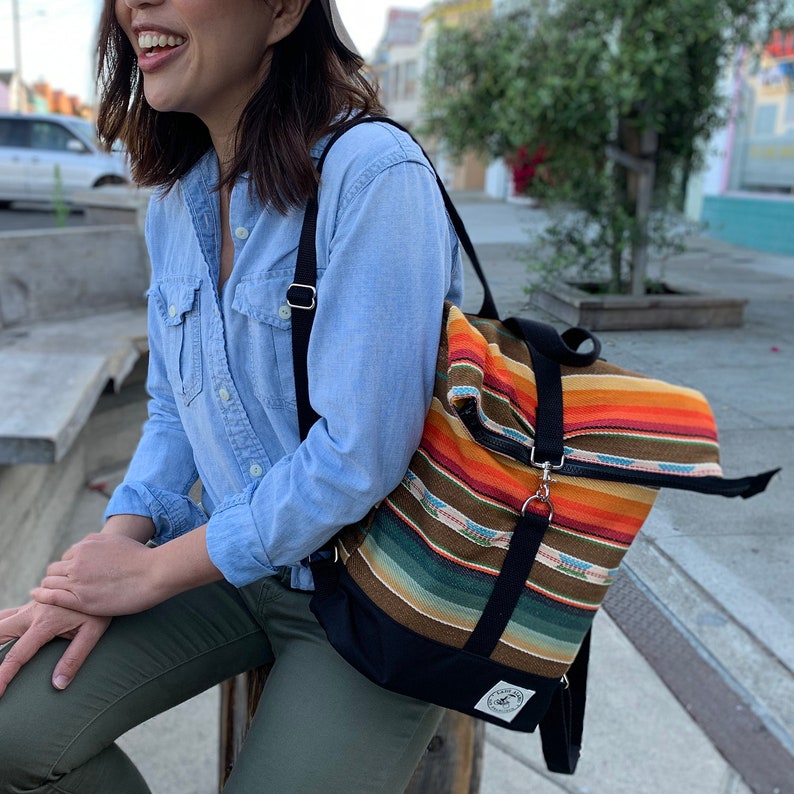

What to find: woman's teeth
left=138, top=33, right=185, bottom=50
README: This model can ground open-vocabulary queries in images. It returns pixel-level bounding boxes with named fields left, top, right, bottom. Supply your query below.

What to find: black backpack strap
left=288, top=192, right=322, bottom=440
left=290, top=115, right=499, bottom=440
left=464, top=322, right=589, bottom=775
left=540, top=628, right=590, bottom=774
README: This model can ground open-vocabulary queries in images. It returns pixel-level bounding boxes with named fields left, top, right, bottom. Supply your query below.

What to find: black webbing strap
left=462, top=325, right=589, bottom=774
left=540, top=629, right=591, bottom=774
left=289, top=195, right=322, bottom=440
left=524, top=335, right=589, bottom=776
left=464, top=336, right=566, bottom=653
left=463, top=508, right=551, bottom=656
left=291, top=116, right=502, bottom=443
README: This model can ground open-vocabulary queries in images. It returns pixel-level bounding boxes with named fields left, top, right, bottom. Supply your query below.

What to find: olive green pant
left=0, top=575, right=442, bottom=793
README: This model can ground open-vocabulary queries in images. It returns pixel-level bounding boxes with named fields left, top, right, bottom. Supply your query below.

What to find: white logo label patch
left=474, top=681, right=536, bottom=723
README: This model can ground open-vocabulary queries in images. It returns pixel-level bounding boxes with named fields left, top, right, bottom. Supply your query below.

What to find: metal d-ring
left=521, top=494, right=555, bottom=522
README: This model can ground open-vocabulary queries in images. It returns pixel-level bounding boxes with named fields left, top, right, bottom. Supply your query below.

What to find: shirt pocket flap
left=232, top=273, right=293, bottom=331
left=151, top=276, right=202, bottom=326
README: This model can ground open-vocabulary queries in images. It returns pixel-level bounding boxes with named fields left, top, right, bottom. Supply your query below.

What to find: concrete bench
left=0, top=218, right=150, bottom=463
left=72, top=186, right=151, bottom=230
left=0, top=308, right=148, bottom=464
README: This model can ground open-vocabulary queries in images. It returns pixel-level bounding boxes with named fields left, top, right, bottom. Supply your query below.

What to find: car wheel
left=93, top=175, right=128, bottom=187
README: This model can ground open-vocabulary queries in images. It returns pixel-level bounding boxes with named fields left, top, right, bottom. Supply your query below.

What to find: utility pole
left=11, top=0, right=26, bottom=111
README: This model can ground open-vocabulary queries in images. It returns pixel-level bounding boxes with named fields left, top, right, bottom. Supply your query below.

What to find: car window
left=65, top=118, right=101, bottom=149
left=0, top=119, right=30, bottom=148
left=30, top=121, right=86, bottom=153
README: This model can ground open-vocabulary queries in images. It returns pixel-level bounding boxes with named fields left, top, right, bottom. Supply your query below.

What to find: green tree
left=422, top=0, right=790, bottom=294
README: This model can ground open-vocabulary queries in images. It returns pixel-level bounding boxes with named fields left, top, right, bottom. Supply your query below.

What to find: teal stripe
left=410, top=450, right=517, bottom=519
left=510, top=593, right=593, bottom=645
left=368, top=508, right=495, bottom=614
left=365, top=508, right=595, bottom=649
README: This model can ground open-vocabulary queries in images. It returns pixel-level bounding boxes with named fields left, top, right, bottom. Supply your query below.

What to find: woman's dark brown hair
left=95, top=0, right=384, bottom=213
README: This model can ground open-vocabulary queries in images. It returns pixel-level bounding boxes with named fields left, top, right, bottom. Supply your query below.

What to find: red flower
left=507, top=144, right=549, bottom=194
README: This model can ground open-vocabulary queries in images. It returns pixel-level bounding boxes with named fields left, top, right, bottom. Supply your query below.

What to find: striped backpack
left=288, top=118, right=778, bottom=774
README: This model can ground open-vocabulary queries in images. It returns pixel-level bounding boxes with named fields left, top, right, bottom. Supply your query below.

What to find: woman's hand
left=0, top=601, right=111, bottom=697
left=31, top=526, right=223, bottom=618
left=31, top=534, right=166, bottom=617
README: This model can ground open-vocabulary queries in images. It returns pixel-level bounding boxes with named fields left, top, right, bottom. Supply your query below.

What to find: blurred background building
left=372, top=1, right=493, bottom=192
left=690, top=30, right=794, bottom=254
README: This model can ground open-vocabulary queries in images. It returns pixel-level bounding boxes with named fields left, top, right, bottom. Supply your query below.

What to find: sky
left=0, top=0, right=428, bottom=103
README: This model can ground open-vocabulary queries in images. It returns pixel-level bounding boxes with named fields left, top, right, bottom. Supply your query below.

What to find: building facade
left=687, top=32, right=794, bottom=254
left=371, top=9, right=423, bottom=129
left=372, top=2, right=492, bottom=192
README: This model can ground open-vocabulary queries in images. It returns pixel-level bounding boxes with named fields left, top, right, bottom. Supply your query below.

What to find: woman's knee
left=0, top=689, right=56, bottom=792
left=0, top=642, right=80, bottom=792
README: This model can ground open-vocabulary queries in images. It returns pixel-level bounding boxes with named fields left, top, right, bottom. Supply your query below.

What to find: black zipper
left=454, top=400, right=778, bottom=499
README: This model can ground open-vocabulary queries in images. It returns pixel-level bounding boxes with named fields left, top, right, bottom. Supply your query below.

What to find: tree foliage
left=422, top=0, right=791, bottom=293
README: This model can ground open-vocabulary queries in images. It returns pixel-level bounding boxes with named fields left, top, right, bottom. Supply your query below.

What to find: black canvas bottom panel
left=310, top=563, right=566, bottom=732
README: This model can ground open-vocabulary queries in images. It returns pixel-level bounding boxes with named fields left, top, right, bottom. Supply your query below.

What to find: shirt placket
left=185, top=169, right=273, bottom=484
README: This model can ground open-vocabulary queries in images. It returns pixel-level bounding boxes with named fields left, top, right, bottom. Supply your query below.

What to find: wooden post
left=605, top=130, right=658, bottom=296
left=629, top=130, right=658, bottom=297
left=219, top=671, right=484, bottom=793
left=404, top=710, right=485, bottom=794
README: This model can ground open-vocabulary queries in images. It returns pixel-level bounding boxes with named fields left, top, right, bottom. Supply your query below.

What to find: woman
left=0, top=0, right=463, bottom=790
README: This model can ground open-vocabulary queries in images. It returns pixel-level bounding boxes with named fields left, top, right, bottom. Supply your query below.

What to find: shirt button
left=278, top=304, right=292, bottom=320
left=218, top=388, right=231, bottom=402
left=249, top=463, right=263, bottom=478
left=213, top=305, right=220, bottom=317
left=168, top=305, right=177, bottom=318
left=234, top=227, right=249, bottom=240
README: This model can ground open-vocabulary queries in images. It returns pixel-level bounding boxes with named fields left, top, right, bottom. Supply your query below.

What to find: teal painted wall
left=701, top=195, right=794, bottom=255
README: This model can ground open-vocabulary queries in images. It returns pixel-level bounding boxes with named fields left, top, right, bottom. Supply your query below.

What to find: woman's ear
left=266, top=0, right=314, bottom=46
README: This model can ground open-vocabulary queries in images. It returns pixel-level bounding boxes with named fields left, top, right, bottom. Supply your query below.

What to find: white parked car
left=0, top=113, right=130, bottom=208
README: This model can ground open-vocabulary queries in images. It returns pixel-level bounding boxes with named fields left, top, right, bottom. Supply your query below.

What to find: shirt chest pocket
left=232, top=274, right=296, bottom=409
left=151, top=276, right=203, bottom=405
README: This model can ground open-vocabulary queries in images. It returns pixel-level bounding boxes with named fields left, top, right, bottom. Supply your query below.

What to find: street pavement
left=72, top=193, right=793, bottom=793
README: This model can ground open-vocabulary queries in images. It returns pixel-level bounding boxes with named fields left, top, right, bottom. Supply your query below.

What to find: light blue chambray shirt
left=105, top=120, right=464, bottom=590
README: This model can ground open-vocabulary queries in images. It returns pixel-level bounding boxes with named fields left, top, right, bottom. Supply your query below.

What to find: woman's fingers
left=30, top=586, right=80, bottom=612
left=51, top=618, right=111, bottom=690
left=0, top=603, right=112, bottom=696
left=0, top=620, right=53, bottom=697
left=44, top=559, right=70, bottom=577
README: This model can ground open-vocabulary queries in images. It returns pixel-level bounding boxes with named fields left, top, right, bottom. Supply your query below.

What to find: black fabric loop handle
left=505, top=316, right=601, bottom=368
left=292, top=114, right=501, bottom=442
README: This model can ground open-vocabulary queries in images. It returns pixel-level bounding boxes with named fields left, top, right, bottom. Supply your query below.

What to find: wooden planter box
left=530, top=283, right=747, bottom=331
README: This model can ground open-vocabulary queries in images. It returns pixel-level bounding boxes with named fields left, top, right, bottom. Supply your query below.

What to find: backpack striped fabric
left=326, top=303, right=729, bottom=683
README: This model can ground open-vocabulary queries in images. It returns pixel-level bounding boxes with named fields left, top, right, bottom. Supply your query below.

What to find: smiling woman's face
left=115, top=0, right=280, bottom=133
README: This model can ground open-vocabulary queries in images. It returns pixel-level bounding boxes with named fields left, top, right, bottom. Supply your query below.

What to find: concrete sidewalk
left=88, top=194, right=793, bottom=793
